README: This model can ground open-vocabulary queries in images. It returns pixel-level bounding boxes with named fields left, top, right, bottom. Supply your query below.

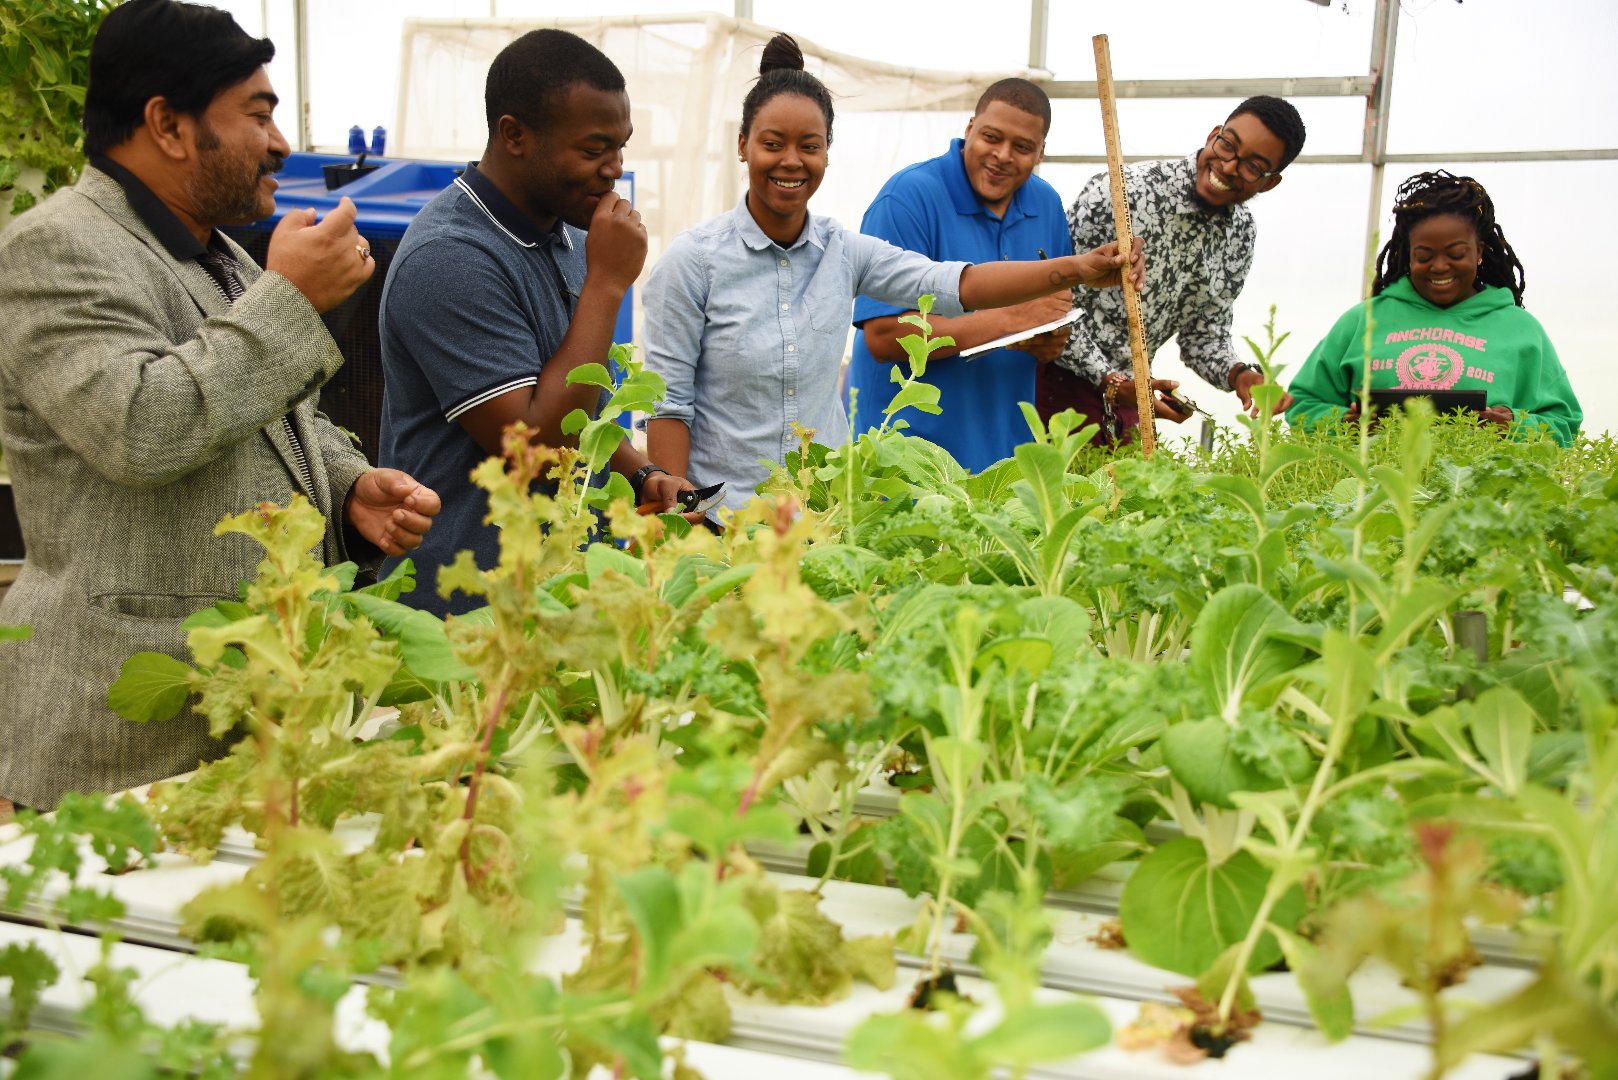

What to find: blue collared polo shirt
left=848, top=139, right=1073, bottom=472
left=378, top=163, right=597, bottom=616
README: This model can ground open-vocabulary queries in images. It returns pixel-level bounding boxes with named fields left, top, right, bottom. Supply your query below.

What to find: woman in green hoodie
left=1285, top=171, right=1581, bottom=446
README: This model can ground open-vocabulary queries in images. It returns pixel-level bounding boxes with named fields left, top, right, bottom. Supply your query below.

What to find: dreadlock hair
left=1373, top=171, right=1526, bottom=307
left=974, top=78, right=1052, bottom=136
left=1227, top=95, right=1306, bottom=172
left=741, top=33, right=835, bottom=144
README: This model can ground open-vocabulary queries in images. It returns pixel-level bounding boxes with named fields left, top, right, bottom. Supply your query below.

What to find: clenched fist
left=265, top=197, right=376, bottom=313
left=583, top=191, right=647, bottom=295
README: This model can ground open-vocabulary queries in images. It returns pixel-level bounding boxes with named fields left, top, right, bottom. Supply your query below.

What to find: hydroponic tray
left=1, top=819, right=1539, bottom=1073
left=0, top=921, right=857, bottom=1079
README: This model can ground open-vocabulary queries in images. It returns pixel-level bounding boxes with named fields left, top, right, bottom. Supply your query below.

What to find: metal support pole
left=1042, top=75, right=1373, bottom=99
left=294, top=0, right=312, bottom=152
left=1029, top=0, right=1049, bottom=71
left=1361, top=0, right=1399, bottom=294
left=734, top=0, right=753, bottom=21
left=1451, top=610, right=1488, bottom=700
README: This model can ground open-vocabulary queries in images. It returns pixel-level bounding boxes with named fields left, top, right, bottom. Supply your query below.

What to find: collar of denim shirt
left=732, top=192, right=828, bottom=254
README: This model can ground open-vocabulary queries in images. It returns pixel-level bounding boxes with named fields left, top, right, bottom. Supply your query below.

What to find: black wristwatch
left=629, top=463, right=668, bottom=503
left=1227, top=362, right=1255, bottom=390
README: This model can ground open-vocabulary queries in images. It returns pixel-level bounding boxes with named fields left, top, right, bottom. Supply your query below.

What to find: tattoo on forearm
left=1048, top=269, right=1066, bottom=286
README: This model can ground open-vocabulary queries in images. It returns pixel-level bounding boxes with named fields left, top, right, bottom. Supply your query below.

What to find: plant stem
left=460, top=681, right=512, bottom=869
left=1217, top=714, right=1344, bottom=1024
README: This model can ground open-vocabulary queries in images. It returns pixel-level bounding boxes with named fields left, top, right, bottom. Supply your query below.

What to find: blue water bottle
left=347, top=125, right=366, bottom=155
left=370, top=125, right=386, bottom=158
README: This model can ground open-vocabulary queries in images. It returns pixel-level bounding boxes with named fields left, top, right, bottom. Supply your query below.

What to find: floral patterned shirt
left=1055, top=152, right=1255, bottom=391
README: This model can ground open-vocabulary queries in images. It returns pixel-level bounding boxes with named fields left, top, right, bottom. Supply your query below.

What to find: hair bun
left=759, top=33, right=805, bottom=76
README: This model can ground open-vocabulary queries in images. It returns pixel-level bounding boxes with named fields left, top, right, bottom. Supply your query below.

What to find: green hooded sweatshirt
left=1285, top=277, right=1582, bottom=447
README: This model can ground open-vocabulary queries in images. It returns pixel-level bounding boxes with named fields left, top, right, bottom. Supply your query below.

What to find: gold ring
left=357, top=244, right=371, bottom=260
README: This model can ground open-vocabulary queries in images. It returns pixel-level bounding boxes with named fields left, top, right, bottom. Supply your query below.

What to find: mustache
left=258, top=155, right=286, bottom=178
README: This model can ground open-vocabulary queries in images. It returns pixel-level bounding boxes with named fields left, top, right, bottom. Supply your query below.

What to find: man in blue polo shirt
left=380, top=29, right=693, bottom=615
left=846, top=79, right=1074, bottom=472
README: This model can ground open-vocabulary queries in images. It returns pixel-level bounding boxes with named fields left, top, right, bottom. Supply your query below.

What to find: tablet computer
left=1367, top=388, right=1488, bottom=414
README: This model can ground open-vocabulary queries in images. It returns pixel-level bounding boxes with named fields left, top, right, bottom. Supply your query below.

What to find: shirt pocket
left=88, top=592, right=228, bottom=622
left=805, top=279, right=855, bottom=337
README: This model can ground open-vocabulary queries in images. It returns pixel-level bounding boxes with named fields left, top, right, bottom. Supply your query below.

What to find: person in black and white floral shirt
left=1036, top=96, right=1305, bottom=444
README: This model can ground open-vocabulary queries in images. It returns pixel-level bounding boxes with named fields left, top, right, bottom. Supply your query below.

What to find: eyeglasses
left=1208, top=129, right=1279, bottom=183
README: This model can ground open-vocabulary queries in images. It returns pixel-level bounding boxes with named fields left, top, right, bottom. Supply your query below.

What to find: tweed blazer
left=0, top=166, right=372, bottom=809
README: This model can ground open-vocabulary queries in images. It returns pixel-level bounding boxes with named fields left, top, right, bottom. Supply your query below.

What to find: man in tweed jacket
left=0, top=0, right=440, bottom=809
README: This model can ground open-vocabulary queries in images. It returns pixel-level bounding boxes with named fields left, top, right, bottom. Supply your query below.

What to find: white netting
left=396, top=13, right=1046, bottom=264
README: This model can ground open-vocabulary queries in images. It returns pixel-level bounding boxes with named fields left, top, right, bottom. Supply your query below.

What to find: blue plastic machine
left=225, top=152, right=637, bottom=460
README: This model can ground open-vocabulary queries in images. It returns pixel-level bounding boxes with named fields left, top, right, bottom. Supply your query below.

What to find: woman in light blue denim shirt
left=644, top=34, right=1141, bottom=516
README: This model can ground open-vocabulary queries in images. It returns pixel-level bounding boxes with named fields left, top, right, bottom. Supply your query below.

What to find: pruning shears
left=1158, top=389, right=1211, bottom=420
left=638, top=482, right=726, bottom=516
left=679, top=483, right=727, bottom=514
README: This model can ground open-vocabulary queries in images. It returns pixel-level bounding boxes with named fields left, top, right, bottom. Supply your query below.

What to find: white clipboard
left=959, top=307, right=1082, bottom=360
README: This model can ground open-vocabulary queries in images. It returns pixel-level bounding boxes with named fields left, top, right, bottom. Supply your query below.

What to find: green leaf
left=321, top=560, right=360, bottom=594
left=741, top=888, right=891, bottom=1005
left=1467, top=685, right=1533, bottom=796
left=1370, top=579, right=1459, bottom=661
left=1011, top=441, right=1067, bottom=530
left=106, top=652, right=193, bottom=723
left=565, top=362, right=615, bottom=389
left=356, top=558, right=417, bottom=601
left=1162, top=717, right=1279, bottom=808
left=578, top=418, right=628, bottom=470
left=1118, top=836, right=1303, bottom=976
left=571, top=1014, right=663, bottom=1080
left=885, top=380, right=943, bottom=418
left=394, top=613, right=476, bottom=683
left=0, top=941, right=59, bottom=1032
left=846, top=1009, right=975, bottom=1080
left=1016, top=594, right=1090, bottom=655
left=1188, top=584, right=1307, bottom=721
left=1202, top=474, right=1266, bottom=530
left=973, top=635, right=1052, bottom=678
left=972, top=513, right=1037, bottom=585
left=616, top=866, right=680, bottom=989
left=181, top=601, right=252, bottom=631
left=1022, top=774, right=1122, bottom=852
left=1259, top=443, right=1315, bottom=491
left=693, top=564, right=755, bottom=605
left=584, top=542, right=649, bottom=588
left=973, top=1000, right=1111, bottom=1064
left=1037, top=505, right=1093, bottom=591
left=54, top=885, right=125, bottom=925
left=344, top=593, right=474, bottom=682
left=1318, top=628, right=1376, bottom=750
left=559, top=407, right=590, bottom=437
left=1271, top=922, right=1354, bottom=1041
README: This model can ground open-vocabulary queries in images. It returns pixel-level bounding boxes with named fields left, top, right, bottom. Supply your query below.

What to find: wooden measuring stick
left=1092, top=34, right=1155, bottom=456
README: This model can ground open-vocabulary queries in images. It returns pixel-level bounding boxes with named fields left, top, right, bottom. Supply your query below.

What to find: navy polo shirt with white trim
left=379, top=163, right=601, bottom=615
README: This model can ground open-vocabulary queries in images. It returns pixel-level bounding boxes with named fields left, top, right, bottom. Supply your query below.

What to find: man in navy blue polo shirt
left=380, top=29, right=693, bottom=615
left=846, top=79, right=1075, bottom=472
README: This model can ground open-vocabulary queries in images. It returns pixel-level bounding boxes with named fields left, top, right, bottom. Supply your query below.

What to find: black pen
left=1037, top=247, right=1048, bottom=260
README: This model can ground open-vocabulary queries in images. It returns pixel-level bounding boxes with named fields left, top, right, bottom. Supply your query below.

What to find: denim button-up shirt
left=643, top=196, right=967, bottom=513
